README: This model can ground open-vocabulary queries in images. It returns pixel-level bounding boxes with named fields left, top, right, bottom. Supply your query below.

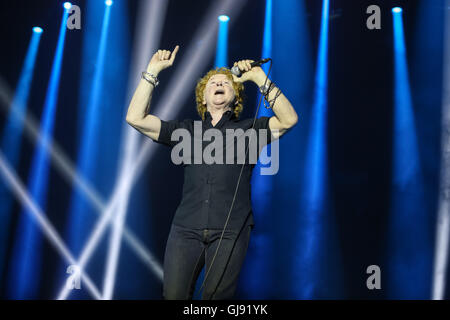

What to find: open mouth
left=214, top=89, right=225, bottom=95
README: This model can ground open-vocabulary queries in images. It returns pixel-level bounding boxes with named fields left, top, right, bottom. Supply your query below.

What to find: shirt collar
left=204, top=109, right=235, bottom=122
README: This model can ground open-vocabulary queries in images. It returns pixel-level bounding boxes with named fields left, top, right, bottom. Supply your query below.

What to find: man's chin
left=210, top=102, right=230, bottom=109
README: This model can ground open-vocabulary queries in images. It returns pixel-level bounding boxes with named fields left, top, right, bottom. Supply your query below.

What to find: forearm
left=126, top=70, right=159, bottom=122
left=253, top=77, right=298, bottom=128
left=125, top=46, right=178, bottom=140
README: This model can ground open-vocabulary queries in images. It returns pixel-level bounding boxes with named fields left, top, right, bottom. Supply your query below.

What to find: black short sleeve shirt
left=155, top=110, right=274, bottom=231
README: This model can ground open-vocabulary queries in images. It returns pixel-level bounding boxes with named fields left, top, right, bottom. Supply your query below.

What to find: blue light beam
left=389, top=8, right=430, bottom=299
left=0, top=28, right=42, bottom=288
left=7, top=8, right=69, bottom=299
left=258, top=0, right=273, bottom=118
left=214, top=15, right=229, bottom=68
left=65, top=0, right=113, bottom=259
left=193, top=11, right=232, bottom=299
left=300, top=0, right=331, bottom=299
left=33, top=27, right=43, bottom=34
left=241, top=0, right=273, bottom=298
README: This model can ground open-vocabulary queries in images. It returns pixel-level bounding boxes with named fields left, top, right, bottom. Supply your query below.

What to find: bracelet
left=141, top=71, right=159, bottom=87
left=259, top=81, right=272, bottom=96
left=261, top=81, right=281, bottom=109
left=265, top=88, right=282, bottom=109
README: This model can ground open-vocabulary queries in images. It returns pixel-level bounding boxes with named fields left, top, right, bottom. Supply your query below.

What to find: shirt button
left=204, top=199, right=209, bottom=204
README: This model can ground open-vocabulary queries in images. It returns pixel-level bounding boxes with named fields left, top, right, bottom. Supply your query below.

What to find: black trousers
left=162, top=223, right=252, bottom=300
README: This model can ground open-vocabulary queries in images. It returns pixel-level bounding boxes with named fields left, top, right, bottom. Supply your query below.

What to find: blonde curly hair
left=195, top=68, right=245, bottom=120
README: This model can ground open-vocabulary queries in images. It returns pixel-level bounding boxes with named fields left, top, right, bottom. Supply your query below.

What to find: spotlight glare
left=63, top=2, right=72, bottom=10
left=392, top=7, right=402, bottom=14
left=105, top=0, right=113, bottom=6
left=33, top=27, right=43, bottom=34
left=218, top=15, right=230, bottom=22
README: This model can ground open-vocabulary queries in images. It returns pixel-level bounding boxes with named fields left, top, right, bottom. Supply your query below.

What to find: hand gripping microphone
left=230, top=58, right=271, bottom=76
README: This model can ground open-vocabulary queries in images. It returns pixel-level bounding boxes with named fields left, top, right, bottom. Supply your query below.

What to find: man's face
left=203, top=74, right=236, bottom=110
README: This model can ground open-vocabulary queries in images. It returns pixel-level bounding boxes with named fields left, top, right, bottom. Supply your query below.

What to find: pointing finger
left=169, top=45, right=180, bottom=64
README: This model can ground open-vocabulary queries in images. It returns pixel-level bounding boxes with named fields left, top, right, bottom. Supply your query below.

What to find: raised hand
left=231, top=59, right=266, bottom=84
left=147, top=45, right=180, bottom=75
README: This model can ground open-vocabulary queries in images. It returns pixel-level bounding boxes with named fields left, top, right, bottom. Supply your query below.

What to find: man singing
left=126, top=45, right=298, bottom=299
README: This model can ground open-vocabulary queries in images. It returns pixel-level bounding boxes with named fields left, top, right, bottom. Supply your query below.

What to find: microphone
left=230, top=58, right=271, bottom=77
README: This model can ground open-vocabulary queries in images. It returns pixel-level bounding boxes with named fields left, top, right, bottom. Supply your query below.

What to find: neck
left=207, top=106, right=231, bottom=126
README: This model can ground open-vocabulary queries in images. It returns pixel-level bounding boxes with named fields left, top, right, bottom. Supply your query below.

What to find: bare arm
left=126, top=46, right=179, bottom=141
left=232, top=60, right=298, bottom=139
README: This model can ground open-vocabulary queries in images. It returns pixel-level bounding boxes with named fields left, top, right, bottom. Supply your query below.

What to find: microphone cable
left=196, top=58, right=273, bottom=299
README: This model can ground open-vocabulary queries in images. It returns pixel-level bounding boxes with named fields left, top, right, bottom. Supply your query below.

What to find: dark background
left=0, top=0, right=446, bottom=299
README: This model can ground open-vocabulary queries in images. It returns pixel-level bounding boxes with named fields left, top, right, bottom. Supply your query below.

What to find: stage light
left=62, top=0, right=122, bottom=300
left=218, top=15, right=230, bottom=22
left=432, top=0, right=450, bottom=300
left=105, top=0, right=113, bottom=6
left=65, top=0, right=113, bottom=258
left=0, top=152, right=102, bottom=300
left=235, top=0, right=274, bottom=299
left=392, top=7, right=402, bottom=14
left=192, top=6, right=234, bottom=298
left=0, top=27, right=42, bottom=291
left=214, top=14, right=230, bottom=68
left=33, top=27, right=43, bottom=34
left=58, top=0, right=167, bottom=300
left=7, top=6, right=70, bottom=299
left=101, top=0, right=170, bottom=300
left=389, top=5, right=429, bottom=299
left=54, top=0, right=246, bottom=300
left=0, top=76, right=161, bottom=282
left=56, top=154, right=159, bottom=300
left=64, top=2, right=72, bottom=10
left=0, top=76, right=163, bottom=300
left=99, top=1, right=132, bottom=295
left=299, top=0, right=338, bottom=299
left=99, top=0, right=245, bottom=299
left=119, top=0, right=249, bottom=193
